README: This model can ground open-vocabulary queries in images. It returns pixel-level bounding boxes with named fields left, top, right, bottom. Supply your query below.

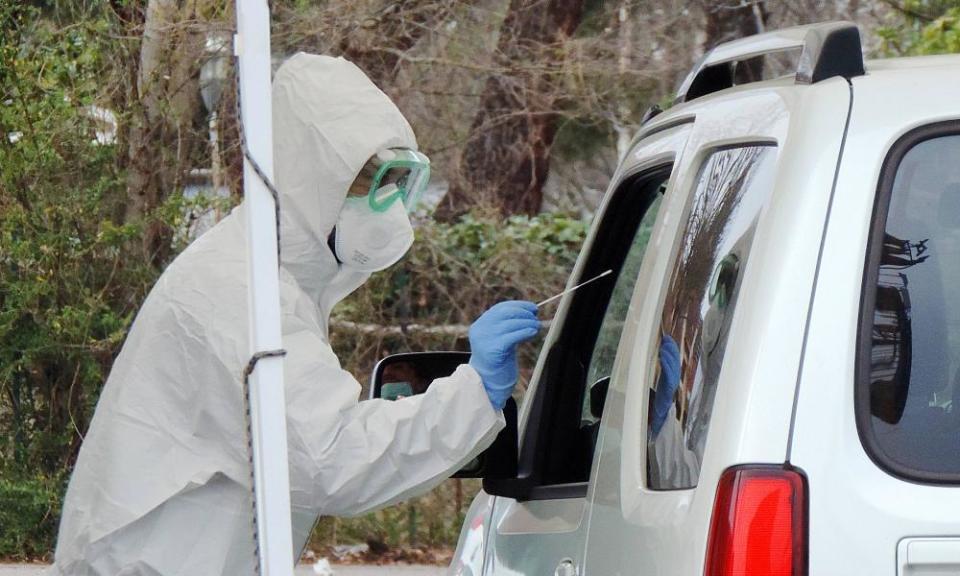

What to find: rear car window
left=858, top=123, right=960, bottom=482
left=646, top=145, right=777, bottom=490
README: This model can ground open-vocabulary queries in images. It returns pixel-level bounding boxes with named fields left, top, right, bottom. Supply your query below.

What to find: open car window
left=535, top=165, right=673, bottom=489
left=582, top=190, right=665, bottom=425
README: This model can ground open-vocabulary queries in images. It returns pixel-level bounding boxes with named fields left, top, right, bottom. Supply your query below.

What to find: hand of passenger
left=651, top=334, right=681, bottom=435
left=468, top=300, right=541, bottom=410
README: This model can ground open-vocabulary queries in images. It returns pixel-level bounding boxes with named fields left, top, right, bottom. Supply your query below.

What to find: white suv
left=375, top=21, right=960, bottom=576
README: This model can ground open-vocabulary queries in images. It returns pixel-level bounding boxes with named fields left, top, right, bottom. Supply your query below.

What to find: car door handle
left=898, top=538, right=960, bottom=575
left=555, top=558, right=578, bottom=576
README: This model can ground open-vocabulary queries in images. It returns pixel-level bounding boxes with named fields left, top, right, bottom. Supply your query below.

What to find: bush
left=877, top=3, right=960, bottom=56
left=0, top=6, right=165, bottom=558
left=0, top=474, right=64, bottom=561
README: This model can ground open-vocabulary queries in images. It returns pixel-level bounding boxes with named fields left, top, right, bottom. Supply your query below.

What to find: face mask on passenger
left=381, top=381, right=414, bottom=401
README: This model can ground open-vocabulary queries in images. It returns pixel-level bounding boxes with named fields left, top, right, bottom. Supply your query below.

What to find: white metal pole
left=234, top=1, right=295, bottom=575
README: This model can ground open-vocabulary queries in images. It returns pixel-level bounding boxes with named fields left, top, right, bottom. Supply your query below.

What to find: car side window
left=536, top=167, right=671, bottom=488
left=582, top=191, right=664, bottom=424
left=858, top=126, right=960, bottom=483
left=646, top=145, right=777, bottom=490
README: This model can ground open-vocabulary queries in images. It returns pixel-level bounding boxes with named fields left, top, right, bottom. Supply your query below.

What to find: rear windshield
left=859, top=124, right=960, bottom=482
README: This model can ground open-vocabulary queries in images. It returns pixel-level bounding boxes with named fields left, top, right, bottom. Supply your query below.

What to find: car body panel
left=449, top=491, right=494, bottom=576
left=583, top=78, right=851, bottom=576
left=790, top=57, right=960, bottom=576
left=483, top=497, right=588, bottom=576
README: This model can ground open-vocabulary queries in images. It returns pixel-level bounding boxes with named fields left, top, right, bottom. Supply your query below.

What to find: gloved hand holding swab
left=536, top=269, right=613, bottom=308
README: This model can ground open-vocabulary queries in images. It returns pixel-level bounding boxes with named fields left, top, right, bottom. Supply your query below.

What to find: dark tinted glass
left=646, top=146, right=777, bottom=490
left=862, top=132, right=960, bottom=479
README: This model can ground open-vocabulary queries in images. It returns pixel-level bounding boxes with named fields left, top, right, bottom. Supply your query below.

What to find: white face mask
left=332, top=186, right=414, bottom=272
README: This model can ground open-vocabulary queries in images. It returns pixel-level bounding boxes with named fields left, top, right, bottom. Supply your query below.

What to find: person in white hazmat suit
left=49, top=53, right=540, bottom=576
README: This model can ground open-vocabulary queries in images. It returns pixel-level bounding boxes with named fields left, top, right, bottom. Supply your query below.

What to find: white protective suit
left=50, top=53, right=504, bottom=576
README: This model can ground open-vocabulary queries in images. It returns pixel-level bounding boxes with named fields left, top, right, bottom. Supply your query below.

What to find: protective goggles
left=349, top=148, right=431, bottom=213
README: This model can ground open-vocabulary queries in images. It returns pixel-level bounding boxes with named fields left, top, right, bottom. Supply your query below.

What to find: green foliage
left=909, top=8, right=960, bottom=54
left=0, top=474, right=64, bottom=560
left=0, top=3, right=165, bottom=559
left=0, top=1, right=144, bottom=473
left=878, top=1, right=960, bottom=56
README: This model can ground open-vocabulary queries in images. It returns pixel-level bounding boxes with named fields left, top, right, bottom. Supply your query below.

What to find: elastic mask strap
left=327, top=229, right=342, bottom=264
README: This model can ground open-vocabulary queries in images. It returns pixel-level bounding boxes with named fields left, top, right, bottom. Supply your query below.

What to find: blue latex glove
left=651, top=334, right=681, bottom=436
left=469, top=300, right=541, bottom=410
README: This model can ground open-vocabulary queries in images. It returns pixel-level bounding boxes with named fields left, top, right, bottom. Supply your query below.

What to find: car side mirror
left=370, top=351, right=471, bottom=400
left=370, top=352, right=518, bottom=479
left=590, top=376, right=611, bottom=420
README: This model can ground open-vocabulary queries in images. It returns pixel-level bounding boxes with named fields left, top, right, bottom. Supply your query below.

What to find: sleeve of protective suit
left=284, top=328, right=504, bottom=518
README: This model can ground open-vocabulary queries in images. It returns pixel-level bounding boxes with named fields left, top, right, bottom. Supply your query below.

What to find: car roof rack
left=675, top=21, right=865, bottom=104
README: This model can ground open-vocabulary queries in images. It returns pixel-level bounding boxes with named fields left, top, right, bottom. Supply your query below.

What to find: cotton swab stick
left=536, top=269, right=613, bottom=308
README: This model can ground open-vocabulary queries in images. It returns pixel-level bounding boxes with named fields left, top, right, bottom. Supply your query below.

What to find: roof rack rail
left=675, top=21, right=864, bottom=104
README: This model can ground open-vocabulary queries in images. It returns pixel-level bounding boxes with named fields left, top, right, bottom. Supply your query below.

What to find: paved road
left=0, top=564, right=446, bottom=576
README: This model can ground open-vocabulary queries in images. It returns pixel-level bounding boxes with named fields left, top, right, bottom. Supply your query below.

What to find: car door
left=481, top=122, right=692, bottom=576
left=583, top=80, right=852, bottom=576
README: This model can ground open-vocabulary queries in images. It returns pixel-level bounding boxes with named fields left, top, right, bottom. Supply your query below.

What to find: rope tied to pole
left=241, top=347, right=288, bottom=574
left=243, top=349, right=288, bottom=381
left=234, top=39, right=288, bottom=573
left=234, top=52, right=283, bottom=270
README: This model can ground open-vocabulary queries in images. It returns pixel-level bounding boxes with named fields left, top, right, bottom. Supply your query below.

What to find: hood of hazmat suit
left=49, top=53, right=504, bottom=576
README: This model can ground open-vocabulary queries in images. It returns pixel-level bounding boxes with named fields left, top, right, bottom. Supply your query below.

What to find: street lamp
left=200, top=31, right=230, bottom=192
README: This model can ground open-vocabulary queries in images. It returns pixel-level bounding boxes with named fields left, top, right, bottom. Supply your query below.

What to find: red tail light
left=705, top=465, right=807, bottom=576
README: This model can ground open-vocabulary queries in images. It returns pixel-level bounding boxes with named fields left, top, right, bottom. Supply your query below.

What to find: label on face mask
left=348, top=249, right=371, bottom=266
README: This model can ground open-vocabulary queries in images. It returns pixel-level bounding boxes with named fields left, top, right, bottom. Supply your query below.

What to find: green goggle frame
left=367, top=148, right=431, bottom=213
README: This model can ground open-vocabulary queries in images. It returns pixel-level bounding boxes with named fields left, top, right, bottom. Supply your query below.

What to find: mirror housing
left=370, top=351, right=471, bottom=400
left=370, top=351, right=518, bottom=479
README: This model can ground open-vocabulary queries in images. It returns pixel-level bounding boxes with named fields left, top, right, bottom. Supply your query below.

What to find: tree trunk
left=337, top=1, right=458, bottom=93
left=124, top=0, right=203, bottom=267
left=455, top=479, right=463, bottom=516
left=614, top=0, right=634, bottom=160
left=438, top=0, right=585, bottom=218
left=220, top=61, right=245, bottom=200
left=702, top=0, right=768, bottom=50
